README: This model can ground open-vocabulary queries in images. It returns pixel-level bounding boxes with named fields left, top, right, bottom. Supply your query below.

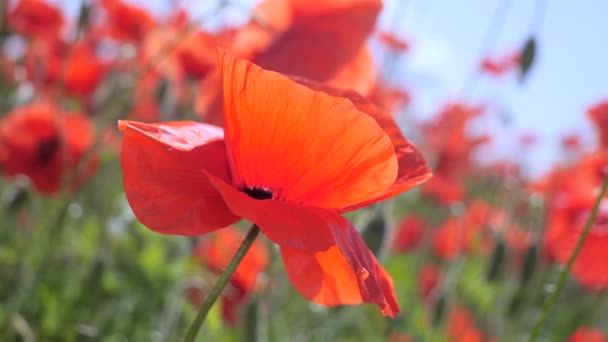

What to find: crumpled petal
left=281, top=211, right=400, bottom=317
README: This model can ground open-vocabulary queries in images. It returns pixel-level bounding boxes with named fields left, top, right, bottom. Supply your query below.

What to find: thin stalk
left=528, top=175, right=608, bottom=341
left=183, top=224, right=260, bottom=342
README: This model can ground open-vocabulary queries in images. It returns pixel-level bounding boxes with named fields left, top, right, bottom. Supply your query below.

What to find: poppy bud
left=77, top=1, right=91, bottom=33
left=519, top=36, right=536, bottom=83
left=362, top=211, right=387, bottom=256
left=486, top=235, right=506, bottom=281
left=432, top=292, right=447, bottom=327
left=508, top=288, right=525, bottom=317
left=520, top=243, right=538, bottom=286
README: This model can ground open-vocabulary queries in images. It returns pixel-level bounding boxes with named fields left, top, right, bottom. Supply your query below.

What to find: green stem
left=183, top=224, right=260, bottom=342
left=528, top=175, right=608, bottom=341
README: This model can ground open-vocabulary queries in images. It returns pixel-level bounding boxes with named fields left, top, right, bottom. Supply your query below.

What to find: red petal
left=281, top=212, right=400, bottom=317
left=219, top=51, right=398, bottom=210
left=206, top=172, right=335, bottom=252
left=254, top=0, right=382, bottom=82
left=119, top=120, right=239, bottom=235
left=287, top=78, right=432, bottom=211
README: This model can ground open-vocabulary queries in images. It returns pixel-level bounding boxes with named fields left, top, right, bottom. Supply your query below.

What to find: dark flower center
left=244, top=186, right=273, bottom=200
left=36, top=136, right=60, bottom=166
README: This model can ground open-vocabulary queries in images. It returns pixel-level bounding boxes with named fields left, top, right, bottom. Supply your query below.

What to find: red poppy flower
left=569, top=327, right=607, bottom=342
left=432, top=201, right=494, bottom=259
left=562, top=134, right=582, bottom=150
left=7, top=0, right=64, bottom=38
left=392, top=216, right=424, bottom=253
left=0, top=103, right=95, bottom=194
left=196, top=0, right=382, bottom=125
left=378, top=31, right=410, bottom=52
left=417, top=264, right=440, bottom=301
left=193, top=226, right=268, bottom=325
left=588, top=100, right=608, bottom=149
left=447, top=306, right=490, bottom=342
left=99, top=0, right=156, bottom=42
left=119, top=51, right=431, bottom=317
left=544, top=191, right=608, bottom=290
left=480, top=51, right=521, bottom=77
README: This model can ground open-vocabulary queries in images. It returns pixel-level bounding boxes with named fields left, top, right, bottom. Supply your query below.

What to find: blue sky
left=56, top=0, right=607, bottom=175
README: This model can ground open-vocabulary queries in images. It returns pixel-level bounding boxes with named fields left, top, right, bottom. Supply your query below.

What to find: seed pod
left=486, top=235, right=506, bottom=281
left=519, top=36, right=537, bottom=83
left=432, top=292, right=447, bottom=327
left=520, top=244, right=538, bottom=286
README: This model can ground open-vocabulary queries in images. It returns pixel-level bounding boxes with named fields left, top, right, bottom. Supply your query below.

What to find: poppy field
left=1, top=0, right=607, bottom=341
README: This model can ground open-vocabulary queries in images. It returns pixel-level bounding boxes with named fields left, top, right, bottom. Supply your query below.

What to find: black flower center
left=244, top=186, right=273, bottom=200
left=36, top=136, right=59, bottom=166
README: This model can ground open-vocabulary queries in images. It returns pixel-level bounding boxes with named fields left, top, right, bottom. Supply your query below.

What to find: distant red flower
left=370, top=84, right=412, bottom=113
left=7, top=0, right=64, bottom=38
left=0, top=103, right=95, bottom=194
left=518, top=133, right=537, bottom=147
left=421, top=174, right=465, bottom=204
left=417, top=264, right=440, bottom=300
left=569, top=327, right=607, bottom=342
left=99, top=0, right=156, bottom=42
left=562, top=134, right=582, bottom=150
left=193, top=227, right=268, bottom=325
left=119, top=51, right=431, bottom=317
left=432, top=200, right=494, bottom=260
left=378, top=31, right=410, bottom=52
left=480, top=51, right=520, bottom=77
left=447, top=306, right=487, bottom=342
left=421, top=103, right=489, bottom=203
left=588, top=100, right=608, bottom=148
left=545, top=191, right=608, bottom=289
left=23, top=38, right=106, bottom=99
left=392, top=216, right=424, bottom=252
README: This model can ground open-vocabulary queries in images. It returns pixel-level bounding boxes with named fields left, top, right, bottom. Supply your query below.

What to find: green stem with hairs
left=529, top=175, right=608, bottom=341
left=183, top=224, right=260, bottom=342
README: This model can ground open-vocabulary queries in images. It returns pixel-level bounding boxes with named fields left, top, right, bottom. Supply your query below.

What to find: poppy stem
left=183, top=224, right=261, bottom=342
left=528, top=175, right=608, bottom=342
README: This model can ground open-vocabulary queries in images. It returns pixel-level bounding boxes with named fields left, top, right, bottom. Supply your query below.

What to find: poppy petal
left=219, top=51, right=398, bottom=210
left=206, top=172, right=336, bottom=251
left=119, top=120, right=239, bottom=235
left=287, top=78, right=432, bottom=211
left=281, top=212, right=400, bottom=317
left=254, top=0, right=382, bottom=82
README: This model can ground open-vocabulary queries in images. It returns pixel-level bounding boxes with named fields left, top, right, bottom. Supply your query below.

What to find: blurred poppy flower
left=0, top=103, right=96, bottom=194
left=197, top=0, right=382, bottom=124
left=544, top=191, right=608, bottom=290
left=432, top=201, right=494, bottom=260
left=7, top=0, right=64, bottom=38
left=23, top=38, right=106, bottom=99
left=192, top=227, right=268, bottom=325
left=588, top=100, right=608, bottom=149
left=480, top=51, right=521, bottom=77
left=569, top=327, right=607, bottom=342
left=417, top=264, right=441, bottom=301
left=119, top=51, right=431, bottom=317
left=421, top=103, right=489, bottom=203
left=392, top=215, right=424, bottom=253
left=562, top=134, right=582, bottom=150
left=99, top=0, right=156, bottom=42
left=378, top=31, right=410, bottom=52
left=447, top=306, right=491, bottom=342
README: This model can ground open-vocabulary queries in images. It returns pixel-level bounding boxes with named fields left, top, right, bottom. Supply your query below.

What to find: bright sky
left=56, top=0, right=607, bottom=175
